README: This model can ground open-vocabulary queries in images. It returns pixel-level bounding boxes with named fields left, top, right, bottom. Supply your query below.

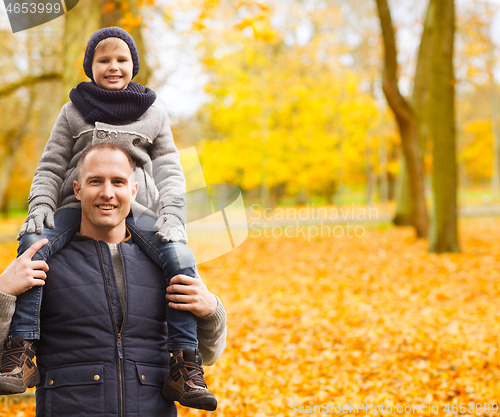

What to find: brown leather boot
left=0, top=336, right=40, bottom=395
left=162, top=349, right=217, bottom=411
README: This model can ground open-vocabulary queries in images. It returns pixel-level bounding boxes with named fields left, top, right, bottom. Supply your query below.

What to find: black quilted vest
left=35, top=238, right=176, bottom=417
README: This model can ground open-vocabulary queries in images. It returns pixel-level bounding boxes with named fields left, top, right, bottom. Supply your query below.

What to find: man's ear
left=73, top=181, right=82, bottom=201
left=131, top=182, right=138, bottom=202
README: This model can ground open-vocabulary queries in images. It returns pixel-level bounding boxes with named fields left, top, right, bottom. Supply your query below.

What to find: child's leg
left=127, top=214, right=217, bottom=411
left=10, top=208, right=81, bottom=339
left=126, top=215, right=198, bottom=351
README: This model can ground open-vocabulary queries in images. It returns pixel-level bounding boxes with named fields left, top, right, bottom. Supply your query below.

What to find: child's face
left=92, top=39, right=133, bottom=90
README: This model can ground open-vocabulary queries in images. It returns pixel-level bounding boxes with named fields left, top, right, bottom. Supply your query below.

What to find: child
left=0, top=27, right=217, bottom=411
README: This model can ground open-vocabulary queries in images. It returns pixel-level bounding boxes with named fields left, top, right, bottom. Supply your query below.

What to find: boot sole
left=162, top=385, right=218, bottom=411
left=0, top=370, right=40, bottom=395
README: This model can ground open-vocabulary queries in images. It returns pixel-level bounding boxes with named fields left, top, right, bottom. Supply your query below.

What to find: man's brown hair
left=75, top=143, right=136, bottom=182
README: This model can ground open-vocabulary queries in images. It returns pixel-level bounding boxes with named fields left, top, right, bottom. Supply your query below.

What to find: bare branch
left=0, top=72, right=61, bottom=98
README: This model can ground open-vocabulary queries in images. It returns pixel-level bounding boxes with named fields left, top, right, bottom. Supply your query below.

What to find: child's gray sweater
left=29, top=102, right=186, bottom=224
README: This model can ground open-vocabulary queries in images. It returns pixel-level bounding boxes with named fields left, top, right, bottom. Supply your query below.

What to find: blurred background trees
left=0, top=0, right=498, bottom=252
left=375, top=0, right=429, bottom=239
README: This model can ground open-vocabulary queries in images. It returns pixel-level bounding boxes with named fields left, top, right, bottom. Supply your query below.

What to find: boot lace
left=182, top=360, right=207, bottom=389
left=0, top=347, right=24, bottom=373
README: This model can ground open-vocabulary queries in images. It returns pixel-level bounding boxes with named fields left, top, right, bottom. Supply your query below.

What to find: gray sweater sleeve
left=148, top=110, right=187, bottom=224
left=28, top=105, right=74, bottom=211
left=196, top=295, right=227, bottom=366
left=0, top=291, right=16, bottom=356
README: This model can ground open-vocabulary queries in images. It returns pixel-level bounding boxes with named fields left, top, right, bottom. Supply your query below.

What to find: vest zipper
left=117, top=333, right=123, bottom=359
left=117, top=332, right=124, bottom=417
left=97, top=242, right=125, bottom=417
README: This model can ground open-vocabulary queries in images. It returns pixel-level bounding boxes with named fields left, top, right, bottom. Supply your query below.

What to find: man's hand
left=0, top=239, right=49, bottom=296
left=166, top=272, right=217, bottom=317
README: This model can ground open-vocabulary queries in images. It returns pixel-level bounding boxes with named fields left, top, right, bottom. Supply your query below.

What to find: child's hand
left=18, top=204, right=55, bottom=238
left=153, top=214, right=188, bottom=244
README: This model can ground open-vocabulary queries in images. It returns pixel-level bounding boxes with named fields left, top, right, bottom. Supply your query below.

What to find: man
left=0, top=143, right=226, bottom=416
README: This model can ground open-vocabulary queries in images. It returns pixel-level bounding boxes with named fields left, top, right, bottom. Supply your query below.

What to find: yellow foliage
left=236, top=0, right=268, bottom=12
left=102, top=2, right=115, bottom=14
left=233, top=14, right=276, bottom=42
left=199, top=36, right=381, bottom=196
left=461, top=119, right=493, bottom=182
left=192, top=22, right=207, bottom=31
left=1, top=216, right=500, bottom=415
left=176, top=216, right=500, bottom=416
left=0, top=400, right=35, bottom=416
left=186, top=0, right=400, bottom=199
left=119, top=12, right=142, bottom=32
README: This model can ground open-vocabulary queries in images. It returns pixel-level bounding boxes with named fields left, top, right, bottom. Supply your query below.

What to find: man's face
left=92, top=39, right=133, bottom=90
left=74, top=148, right=137, bottom=241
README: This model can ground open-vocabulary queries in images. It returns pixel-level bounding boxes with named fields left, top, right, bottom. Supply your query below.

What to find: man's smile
left=96, top=204, right=116, bottom=210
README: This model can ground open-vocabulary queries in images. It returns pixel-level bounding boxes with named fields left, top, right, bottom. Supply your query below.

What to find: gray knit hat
left=83, top=27, right=140, bottom=81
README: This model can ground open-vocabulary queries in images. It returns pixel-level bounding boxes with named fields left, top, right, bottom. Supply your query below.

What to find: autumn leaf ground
left=1, top=216, right=500, bottom=416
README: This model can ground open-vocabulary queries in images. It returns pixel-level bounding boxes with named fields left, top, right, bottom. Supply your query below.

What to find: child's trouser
left=11, top=208, right=197, bottom=351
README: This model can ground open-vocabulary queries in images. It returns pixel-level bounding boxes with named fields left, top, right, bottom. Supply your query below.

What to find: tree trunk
left=0, top=29, right=40, bottom=213
left=393, top=156, right=414, bottom=225
left=0, top=141, right=18, bottom=214
left=324, top=181, right=336, bottom=205
left=490, top=56, right=500, bottom=201
left=387, top=171, right=396, bottom=201
left=378, top=138, right=388, bottom=205
left=366, top=160, right=377, bottom=206
left=126, top=1, right=151, bottom=86
left=268, top=184, right=280, bottom=208
left=0, top=92, right=36, bottom=212
left=0, top=193, right=9, bottom=217
left=296, top=188, right=308, bottom=205
left=428, top=0, right=459, bottom=253
left=412, top=0, right=434, bottom=151
left=375, top=0, right=429, bottom=238
left=63, top=1, right=101, bottom=99
left=394, top=0, right=434, bottom=225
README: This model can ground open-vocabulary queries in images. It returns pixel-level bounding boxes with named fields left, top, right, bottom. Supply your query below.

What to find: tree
left=456, top=0, right=500, bottom=199
left=428, top=0, right=459, bottom=253
left=393, top=0, right=434, bottom=227
left=0, top=29, right=63, bottom=213
left=196, top=18, right=379, bottom=205
left=375, top=0, right=429, bottom=239
left=0, top=92, right=34, bottom=213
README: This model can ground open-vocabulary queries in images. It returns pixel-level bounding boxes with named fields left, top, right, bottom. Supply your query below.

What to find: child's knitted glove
left=18, top=203, right=55, bottom=238
left=153, top=213, right=188, bottom=244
